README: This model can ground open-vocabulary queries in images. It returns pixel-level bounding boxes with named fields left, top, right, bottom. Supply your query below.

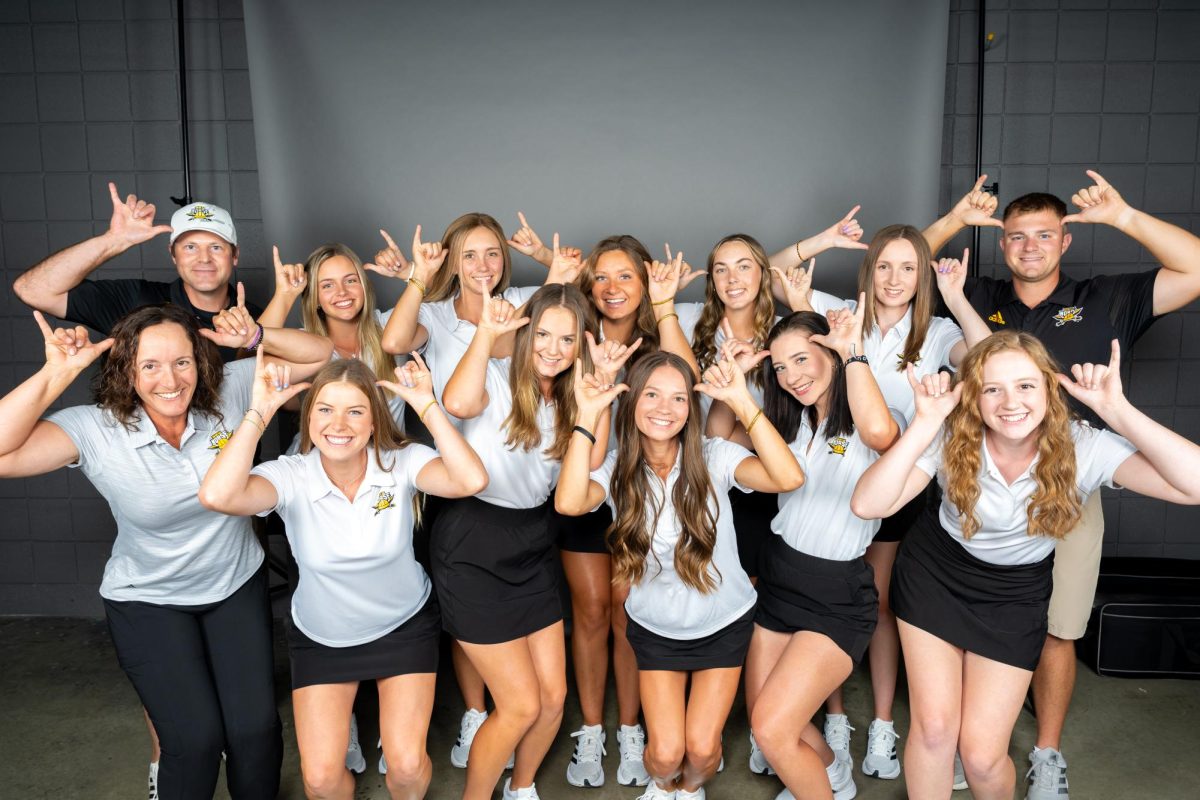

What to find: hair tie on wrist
left=247, top=323, right=264, bottom=351
left=573, top=426, right=596, bottom=444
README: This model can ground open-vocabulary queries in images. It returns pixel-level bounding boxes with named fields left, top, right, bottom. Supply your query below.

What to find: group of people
left=5, top=170, right=1200, bottom=800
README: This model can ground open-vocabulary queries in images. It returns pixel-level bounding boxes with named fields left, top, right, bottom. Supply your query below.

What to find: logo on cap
left=188, top=206, right=216, bottom=223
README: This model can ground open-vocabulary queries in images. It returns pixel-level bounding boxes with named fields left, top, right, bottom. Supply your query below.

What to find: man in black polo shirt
left=926, top=171, right=1200, bottom=800
left=13, top=182, right=260, bottom=362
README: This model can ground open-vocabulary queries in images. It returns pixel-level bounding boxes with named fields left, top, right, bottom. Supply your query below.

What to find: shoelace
left=825, top=720, right=855, bottom=751
left=458, top=712, right=486, bottom=746
left=622, top=727, right=646, bottom=760
left=1026, top=751, right=1068, bottom=789
left=571, top=729, right=607, bottom=764
left=867, top=724, right=898, bottom=756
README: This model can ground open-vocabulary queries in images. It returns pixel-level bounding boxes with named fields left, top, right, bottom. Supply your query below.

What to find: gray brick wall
left=0, top=0, right=267, bottom=616
left=941, top=0, right=1200, bottom=560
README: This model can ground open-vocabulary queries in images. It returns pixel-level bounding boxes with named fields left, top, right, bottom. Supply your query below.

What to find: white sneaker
left=377, top=737, right=387, bottom=774
left=450, top=708, right=487, bottom=769
left=823, top=714, right=855, bottom=770
left=827, top=752, right=858, bottom=800
left=566, top=724, right=606, bottom=787
left=502, top=777, right=541, bottom=799
left=861, top=719, right=900, bottom=780
left=676, top=788, right=705, bottom=800
left=636, top=782, right=676, bottom=800
left=748, top=730, right=775, bottom=775
left=953, top=751, right=968, bottom=790
left=147, top=761, right=159, bottom=800
left=345, top=713, right=366, bottom=774
left=617, top=724, right=651, bottom=786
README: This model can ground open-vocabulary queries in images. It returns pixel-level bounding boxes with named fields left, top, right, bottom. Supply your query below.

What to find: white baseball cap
left=170, top=202, right=238, bottom=247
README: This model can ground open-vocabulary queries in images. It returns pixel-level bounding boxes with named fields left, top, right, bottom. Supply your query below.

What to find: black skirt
left=625, top=606, right=756, bottom=671
left=553, top=503, right=613, bottom=554
left=890, top=508, right=1053, bottom=671
left=730, top=488, right=777, bottom=578
left=755, top=535, right=879, bottom=663
left=287, top=594, right=441, bottom=689
left=430, top=496, right=563, bottom=645
left=874, top=483, right=930, bottom=543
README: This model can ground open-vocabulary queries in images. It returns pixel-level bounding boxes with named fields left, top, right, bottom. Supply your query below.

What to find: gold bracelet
left=650, top=296, right=675, bottom=306
left=246, top=407, right=267, bottom=426
left=408, top=276, right=427, bottom=297
left=744, top=409, right=763, bottom=434
left=418, top=399, right=437, bottom=422
left=656, top=312, right=678, bottom=325
left=241, top=414, right=264, bottom=435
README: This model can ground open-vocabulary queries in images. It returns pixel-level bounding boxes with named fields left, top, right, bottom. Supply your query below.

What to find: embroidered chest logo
left=827, top=436, right=849, bottom=456
left=988, top=311, right=1006, bottom=325
left=207, top=429, right=232, bottom=451
left=187, top=205, right=215, bottom=222
left=371, top=491, right=395, bottom=516
left=897, top=353, right=921, bottom=368
left=1053, top=306, right=1084, bottom=327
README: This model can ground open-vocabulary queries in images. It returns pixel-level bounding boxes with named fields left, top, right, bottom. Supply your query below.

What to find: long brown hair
left=944, top=331, right=1080, bottom=539
left=691, top=233, right=775, bottom=388
left=300, top=243, right=393, bottom=381
left=578, top=235, right=659, bottom=358
left=608, top=351, right=720, bottom=593
left=504, top=284, right=597, bottom=460
left=298, top=360, right=411, bottom=468
left=424, top=213, right=513, bottom=303
left=94, top=304, right=225, bottom=430
left=857, top=224, right=934, bottom=371
left=762, top=311, right=854, bottom=443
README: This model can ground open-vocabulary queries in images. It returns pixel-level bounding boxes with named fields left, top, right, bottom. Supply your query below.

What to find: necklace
left=329, top=460, right=368, bottom=498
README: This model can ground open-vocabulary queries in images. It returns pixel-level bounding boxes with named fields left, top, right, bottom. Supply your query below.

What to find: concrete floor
left=2, top=616, right=1197, bottom=799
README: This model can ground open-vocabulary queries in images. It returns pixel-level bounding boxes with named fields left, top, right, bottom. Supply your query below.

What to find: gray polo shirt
left=49, top=358, right=263, bottom=605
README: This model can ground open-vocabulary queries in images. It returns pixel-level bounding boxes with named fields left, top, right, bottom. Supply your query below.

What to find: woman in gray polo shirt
left=0, top=304, right=331, bottom=800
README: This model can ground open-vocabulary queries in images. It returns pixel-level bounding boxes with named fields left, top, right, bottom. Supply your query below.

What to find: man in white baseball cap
left=13, top=182, right=259, bottom=362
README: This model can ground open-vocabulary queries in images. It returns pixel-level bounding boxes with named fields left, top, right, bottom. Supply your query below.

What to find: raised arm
left=851, top=368, right=958, bottom=519
left=769, top=258, right=817, bottom=313
left=1059, top=170, right=1200, bottom=316
left=813, top=296, right=901, bottom=451
left=1061, top=341, right=1200, bottom=504
left=648, top=249, right=703, bottom=379
left=694, top=343, right=804, bottom=493
left=257, top=246, right=308, bottom=328
left=0, top=313, right=110, bottom=478
left=555, top=365, right=627, bottom=516
left=380, top=226, right=447, bottom=355
left=769, top=205, right=867, bottom=273
left=933, top=247, right=991, bottom=359
left=198, top=348, right=308, bottom=515
left=378, top=353, right=489, bottom=498
left=201, top=282, right=333, bottom=380
left=922, top=174, right=1004, bottom=256
left=507, top=211, right=573, bottom=271
left=13, top=182, right=173, bottom=317
left=441, top=281, right=529, bottom=419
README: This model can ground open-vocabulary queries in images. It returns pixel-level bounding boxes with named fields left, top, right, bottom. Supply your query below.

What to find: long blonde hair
left=300, top=243, right=393, bottom=381
left=691, top=233, right=775, bottom=388
left=424, top=213, right=513, bottom=303
left=504, top=284, right=597, bottom=460
left=857, top=225, right=935, bottom=371
left=945, top=331, right=1081, bottom=540
left=608, top=352, right=720, bottom=593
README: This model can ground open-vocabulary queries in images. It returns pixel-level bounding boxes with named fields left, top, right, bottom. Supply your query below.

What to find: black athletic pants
left=103, top=565, right=282, bottom=800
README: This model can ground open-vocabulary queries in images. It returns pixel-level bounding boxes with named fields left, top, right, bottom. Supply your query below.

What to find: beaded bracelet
left=246, top=323, right=264, bottom=351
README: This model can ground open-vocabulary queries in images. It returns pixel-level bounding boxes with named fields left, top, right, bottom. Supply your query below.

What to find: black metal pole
left=972, top=0, right=986, bottom=276
left=171, top=0, right=192, bottom=207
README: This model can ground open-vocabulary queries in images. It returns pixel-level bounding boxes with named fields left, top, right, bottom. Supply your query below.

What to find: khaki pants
left=1047, top=491, right=1105, bottom=640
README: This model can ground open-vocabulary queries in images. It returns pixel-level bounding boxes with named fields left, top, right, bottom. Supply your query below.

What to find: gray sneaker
left=565, top=724, right=606, bottom=787
left=823, top=714, right=856, bottom=770
left=1025, top=747, right=1068, bottom=800
left=617, top=724, right=651, bottom=786
left=748, top=730, right=775, bottom=776
left=346, top=713, right=366, bottom=774
left=861, top=719, right=900, bottom=779
left=953, top=751, right=968, bottom=790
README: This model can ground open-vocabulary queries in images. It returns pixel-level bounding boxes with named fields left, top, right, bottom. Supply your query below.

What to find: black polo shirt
left=64, top=277, right=263, bottom=364
left=965, top=269, right=1159, bottom=426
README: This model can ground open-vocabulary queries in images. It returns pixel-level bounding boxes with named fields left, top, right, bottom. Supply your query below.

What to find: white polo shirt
left=460, top=356, right=561, bottom=509
left=590, top=437, right=758, bottom=639
left=252, top=444, right=436, bottom=647
left=676, top=301, right=776, bottom=412
left=48, top=358, right=263, bottom=605
left=771, top=410, right=905, bottom=561
left=809, top=291, right=963, bottom=423
left=418, top=286, right=540, bottom=409
left=915, top=421, right=1136, bottom=565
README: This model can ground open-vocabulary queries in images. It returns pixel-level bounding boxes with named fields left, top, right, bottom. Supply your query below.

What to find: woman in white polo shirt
left=0, top=304, right=331, bottom=800
left=742, top=306, right=902, bottom=800
left=851, top=332, right=1200, bottom=800
left=555, top=349, right=804, bottom=800
left=200, top=352, right=486, bottom=800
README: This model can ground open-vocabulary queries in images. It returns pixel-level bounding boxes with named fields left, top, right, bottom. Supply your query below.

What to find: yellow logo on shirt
left=187, top=205, right=215, bottom=222
left=207, top=429, right=231, bottom=451
left=1053, top=306, right=1083, bottom=327
left=372, top=491, right=395, bottom=516
left=827, top=436, right=849, bottom=456
left=988, top=311, right=1006, bottom=325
